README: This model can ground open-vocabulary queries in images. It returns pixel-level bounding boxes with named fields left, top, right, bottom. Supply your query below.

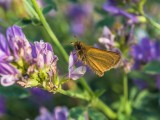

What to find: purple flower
left=6, top=25, right=32, bottom=61
left=130, top=37, right=160, bottom=89
left=103, top=1, right=139, bottom=24
left=67, top=2, right=93, bottom=36
left=35, top=106, right=68, bottom=120
left=97, top=26, right=115, bottom=50
left=29, top=87, right=53, bottom=105
left=68, top=52, right=86, bottom=80
left=130, top=37, right=160, bottom=68
left=0, top=62, right=19, bottom=86
left=133, top=79, right=148, bottom=90
left=0, top=32, right=19, bottom=86
left=0, top=0, right=12, bottom=10
left=0, top=33, right=11, bottom=61
left=0, top=96, right=6, bottom=117
left=35, top=107, right=53, bottom=120
left=53, top=107, right=68, bottom=120
left=95, top=26, right=121, bottom=55
left=31, top=41, right=58, bottom=73
left=0, top=62, right=18, bottom=75
left=0, top=25, right=59, bottom=88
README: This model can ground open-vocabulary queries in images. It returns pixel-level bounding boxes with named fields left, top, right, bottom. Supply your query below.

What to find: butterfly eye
left=76, top=44, right=81, bottom=50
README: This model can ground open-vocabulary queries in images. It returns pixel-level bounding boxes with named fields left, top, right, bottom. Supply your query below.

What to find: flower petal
left=0, top=33, right=10, bottom=56
left=0, top=75, right=16, bottom=86
left=69, top=66, right=86, bottom=80
left=6, top=25, right=31, bottom=60
left=68, top=52, right=75, bottom=73
left=35, top=107, right=53, bottom=120
left=54, top=106, right=68, bottom=120
left=0, top=62, right=18, bottom=75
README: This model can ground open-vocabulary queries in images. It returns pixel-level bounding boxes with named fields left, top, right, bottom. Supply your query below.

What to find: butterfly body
left=72, top=41, right=121, bottom=77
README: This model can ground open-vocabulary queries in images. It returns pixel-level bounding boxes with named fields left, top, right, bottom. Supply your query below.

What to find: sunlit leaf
left=143, top=61, right=160, bottom=75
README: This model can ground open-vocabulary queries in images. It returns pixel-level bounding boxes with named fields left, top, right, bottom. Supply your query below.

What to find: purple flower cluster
left=35, top=106, right=68, bottom=120
left=131, top=37, right=160, bottom=69
left=95, top=26, right=115, bottom=50
left=29, top=87, right=53, bottom=105
left=67, top=2, right=93, bottom=36
left=0, top=25, right=58, bottom=88
left=131, top=37, right=160, bottom=89
left=95, top=26, right=121, bottom=54
left=103, top=0, right=142, bottom=24
left=0, top=25, right=85, bottom=90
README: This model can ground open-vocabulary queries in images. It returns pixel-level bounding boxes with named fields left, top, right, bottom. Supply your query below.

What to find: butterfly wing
left=85, top=47, right=121, bottom=77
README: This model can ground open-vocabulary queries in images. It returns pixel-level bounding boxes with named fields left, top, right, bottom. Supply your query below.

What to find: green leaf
left=43, top=0, right=57, bottom=11
left=129, top=87, right=138, bottom=101
left=69, top=107, right=86, bottom=120
left=88, top=108, right=108, bottom=120
left=23, top=0, right=39, bottom=20
left=42, top=5, right=53, bottom=14
left=143, top=61, right=160, bottom=75
left=94, top=89, right=106, bottom=97
left=128, top=70, right=153, bottom=81
left=0, top=85, right=30, bottom=99
left=132, top=90, right=160, bottom=120
left=15, top=18, right=32, bottom=27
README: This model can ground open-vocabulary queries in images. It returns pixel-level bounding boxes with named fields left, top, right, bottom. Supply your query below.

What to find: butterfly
left=71, top=41, right=121, bottom=77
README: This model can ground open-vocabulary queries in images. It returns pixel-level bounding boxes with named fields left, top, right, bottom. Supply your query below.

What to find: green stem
left=138, top=0, right=160, bottom=30
left=30, top=0, right=117, bottom=119
left=58, top=88, right=90, bottom=101
left=145, top=16, right=160, bottom=30
left=123, top=74, right=128, bottom=111
left=23, top=0, right=39, bottom=20
left=31, top=0, right=68, bottom=62
left=95, top=98, right=117, bottom=119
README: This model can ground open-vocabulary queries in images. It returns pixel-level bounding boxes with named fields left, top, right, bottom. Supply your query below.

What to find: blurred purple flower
left=35, top=106, right=68, bottom=120
left=68, top=52, right=86, bottom=80
left=130, top=37, right=160, bottom=69
left=53, top=107, right=68, bottom=120
left=6, top=25, right=32, bottom=61
left=67, top=2, right=93, bottom=36
left=103, top=1, right=139, bottom=24
left=29, top=87, right=53, bottom=105
left=0, top=96, right=6, bottom=117
left=131, top=37, right=160, bottom=89
left=95, top=26, right=121, bottom=55
left=133, top=79, right=148, bottom=90
left=35, top=107, right=53, bottom=120
left=97, top=26, right=115, bottom=50
left=0, top=0, right=12, bottom=10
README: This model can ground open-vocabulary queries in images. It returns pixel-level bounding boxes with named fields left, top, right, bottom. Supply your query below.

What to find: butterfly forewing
left=85, top=47, right=121, bottom=77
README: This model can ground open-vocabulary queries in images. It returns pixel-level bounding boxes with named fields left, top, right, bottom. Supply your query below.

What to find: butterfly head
left=71, top=41, right=83, bottom=51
